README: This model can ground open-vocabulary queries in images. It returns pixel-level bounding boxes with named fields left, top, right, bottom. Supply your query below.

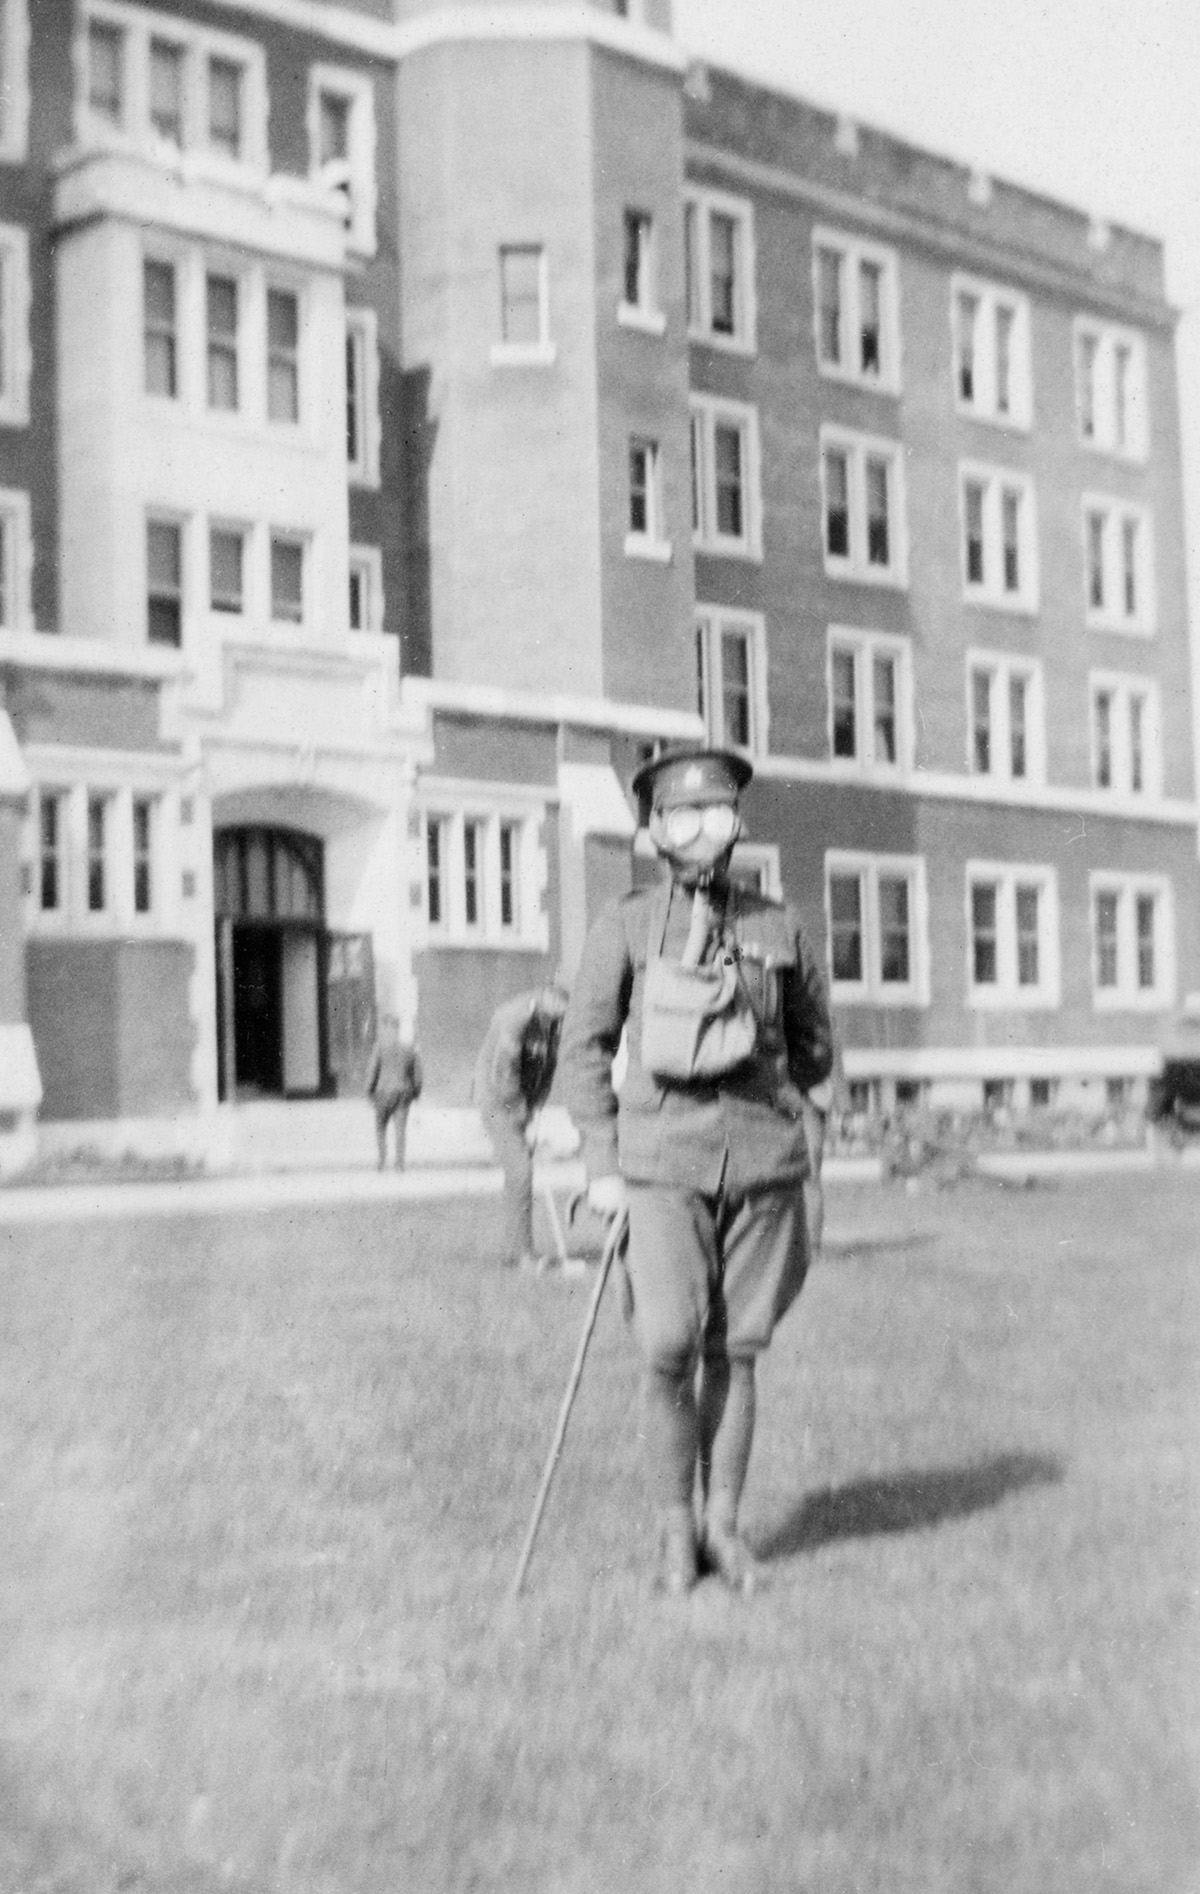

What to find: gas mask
left=648, top=799, right=743, bottom=891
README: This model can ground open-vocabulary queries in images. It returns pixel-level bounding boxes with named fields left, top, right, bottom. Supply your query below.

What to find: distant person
left=366, top=1015, right=423, bottom=1171
left=474, top=982, right=570, bottom=1271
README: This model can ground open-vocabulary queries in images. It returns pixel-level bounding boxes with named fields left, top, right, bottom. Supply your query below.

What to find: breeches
left=483, top=1107, right=533, bottom=1261
left=626, top=1179, right=809, bottom=1372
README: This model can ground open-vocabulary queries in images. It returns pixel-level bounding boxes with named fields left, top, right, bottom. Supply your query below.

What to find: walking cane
left=510, top=1203, right=630, bottom=1598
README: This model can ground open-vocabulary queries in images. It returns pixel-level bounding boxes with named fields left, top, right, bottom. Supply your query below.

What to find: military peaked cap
left=631, top=746, right=754, bottom=823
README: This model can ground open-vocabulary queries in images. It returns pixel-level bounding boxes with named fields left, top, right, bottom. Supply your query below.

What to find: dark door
left=232, top=925, right=284, bottom=1096
left=325, top=932, right=376, bottom=1096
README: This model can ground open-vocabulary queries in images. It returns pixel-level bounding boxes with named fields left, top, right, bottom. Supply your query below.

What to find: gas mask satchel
left=641, top=883, right=758, bottom=1083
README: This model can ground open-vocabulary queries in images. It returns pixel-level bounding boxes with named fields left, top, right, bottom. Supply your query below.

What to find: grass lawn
left=1, top=1174, right=1197, bottom=1894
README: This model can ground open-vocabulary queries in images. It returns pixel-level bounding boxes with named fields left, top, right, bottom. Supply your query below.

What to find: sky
left=672, top=0, right=1200, bottom=759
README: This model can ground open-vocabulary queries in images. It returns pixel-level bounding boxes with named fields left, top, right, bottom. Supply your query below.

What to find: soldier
left=474, top=982, right=571, bottom=1271
left=365, top=1014, right=423, bottom=1171
left=559, top=747, right=833, bottom=1596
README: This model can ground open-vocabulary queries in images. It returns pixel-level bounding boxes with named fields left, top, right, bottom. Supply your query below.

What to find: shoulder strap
left=651, top=877, right=675, bottom=959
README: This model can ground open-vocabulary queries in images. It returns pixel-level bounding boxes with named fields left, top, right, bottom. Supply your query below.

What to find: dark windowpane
left=1087, top=512, right=1106, bottom=609
left=972, top=882, right=998, bottom=985
left=817, top=248, right=841, bottom=364
left=87, top=796, right=107, bottom=913
left=623, top=210, right=650, bottom=308
left=825, top=450, right=849, bottom=558
left=872, top=655, right=896, bottom=762
left=1009, top=675, right=1027, bottom=779
left=426, top=820, right=442, bottom=925
left=1078, top=332, right=1097, bottom=437
left=721, top=629, right=751, bottom=749
left=133, top=798, right=153, bottom=914
left=1122, top=517, right=1138, bottom=617
left=206, top=275, right=238, bottom=410
left=859, top=260, right=881, bottom=375
left=956, top=292, right=978, bottom=402
left=147, top=519, right=182, bottom=647
left=878, top=876, right=910, bottom=984
left=209, top=529, right=243, bottom=613
left=972, top=669, right=992, bottom=774
left=865, top=458, right=889, bottom=566
left=1095, top=892, right=1119, bottom=988
left=346, top=330, right=360, bottom=463
left=270, top=539, right=304, bottom=622
left=267, top=289, right=299, bottom=423
left=209, top=57, right=242, bottom=159
left=995, top=304, right=1014, bottom=414
left=709, top=212, right=737, bottom=335
left=965, top=481, right=984, bottom=584
left=829, top=874, right=863, bottom=983
left=150, top=39, right=184, bottom=144
left=1094, top=691, right=1112, bottom=788
left=499, top=823, right=518, bottom=930
left=714, top=423, right=743, bottom=538
left=1002, top=489, right=1020, bottom=592
left=463, top=820, right=481, bottom=928
left=1016, top=884, right=1039, bottom=986
left=628, top=441, right=650, bottom=534
left=88, top=21, right=123, bottom=123
left=319, top=91, right=350, bottom=166
left=143, top=261, right=177, bottom=397
left=1136, top=894, right=1155, bottom=989
left=831, top=647, right=856, bottom=757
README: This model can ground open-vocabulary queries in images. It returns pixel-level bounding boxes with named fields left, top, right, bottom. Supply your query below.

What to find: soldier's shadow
left=756, top=1450, right=1064, bottom=1563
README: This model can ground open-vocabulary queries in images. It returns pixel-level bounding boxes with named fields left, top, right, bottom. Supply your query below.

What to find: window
left=966, top=863, right=1060, bottom=1008
left=619, top=208, right=663, bottom=332
left=421, top=808, right=545, bottom=947
left=825, top=852, right=928, bottom=1004
left=37, top=791, right=65, bottom=914
left=965, top=654, right=1042, bottom=784
left=0, top=489, right=30, bottom=630
left=81, top=7, right=266, bottom=172
left=309, top=68, right=377, bottom=255
left=695, top=607, right=767, bottom=754
left=690, top=396, right=762, bottom=559
left=626, top=437, right=670, bottom=558
left=149, top=35, right=184, bottom=145
left=820, top=428, right=907, bottom=585
left=1089, top=674, right=1160, bottom=799
left=209, top=526, right=244, bottom=615
left=266, top=288, right=300, bottom=424
left=0, top=0, right=31, bottom=162
left=827, top=628, right=910, bottom=772
left=88, top=17, right=124, bottom=124
left=146, top=517, right=183, bottom=646
left=86, top=794, right=110, bottom=914
left=206, top=273, right=239, bottom=412
left=493, top=245, right=553, bottom=364
left=951, top=277, right=1031, bottom=427
left=0, top=224, right=31, bottom=425
left=959, top=464, right=1038, bottom=610
left=270, top=535, right=304, bottom=625
left=142, top=259, right=177, bottom=399
left=1074, top=320, right=1148, bottom=458
left=207, top=56, right=242, bottom=159
left=348, top=545, right=382, bottom=633
left=1090, top=875, right=1173, bottom=1007
left=813, top=230, right=900, bottom=391
left=1082, top=498, right=1154, bottom=632
left=345, top=308, right=380, bottom=487
left=684, top=187, right=755, bottom=351
left=132, top=797, right=154, bottom=915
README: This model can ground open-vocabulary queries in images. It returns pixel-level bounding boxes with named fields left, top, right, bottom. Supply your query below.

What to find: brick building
left=0, top=0, right=1194, bottom=1170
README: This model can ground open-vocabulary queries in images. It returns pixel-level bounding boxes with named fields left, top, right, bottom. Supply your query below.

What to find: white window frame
left=1090, top=873, right=1175, bottom=1011
left=207, top=518, right=249, bottom=619
left=618, top=206, right=665, bottom=336
left=625, top=436, right=671, bottom=561
left=344, top=305, right=381, bottom=488
left=1074, top=318, right=1149, bottom=461
left=690, top=395, right=762, bottom=560
left=307, top=63, right=377, bottom=258
left=950, top=274, right=1032, bottom=429
left=812, top=227, right=901, bottom=394
left=826, top=626, right=912, bottom=776
left=695, top=605, right=769, bottom=756
left=825, top=850, right=930, bottom=1007
left=964, top=650, right=1044, bottom=786
left=965, top=861, right=1061, bottom=1011
left=0, top=488, right=32, bottom=631
left=1082, top=495, right=1156, bottom=635
left=491, top=244, right=555, bottom=368
left=0, top=225, right=31, bottom=426
left=419, top=799, right=548, bottom=951
left=684, top=185, right=756, bottom=354
left=1088, top=671, right=1162, bottom=801
left=958, top=461, right=1039, bottom=612
left=819, top=425, right=908, bottom=587
left=146, top=510, right=186, bottom=648
left=79, top=3, right=268, bottom=179
left=268, top=531, right=307, bottom=628
left=348, top=543, right=383, bottom=634
left=0, top=0, right=31, bottom=162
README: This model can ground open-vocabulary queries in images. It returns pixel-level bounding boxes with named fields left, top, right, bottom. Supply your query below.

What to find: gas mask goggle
left=649, top=799, right=743, bottom=888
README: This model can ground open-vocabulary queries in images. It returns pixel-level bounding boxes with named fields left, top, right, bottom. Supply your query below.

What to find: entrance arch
left=214, top=826, right=327, bottom=1101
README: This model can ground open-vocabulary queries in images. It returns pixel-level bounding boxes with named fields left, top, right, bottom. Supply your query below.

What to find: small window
left=971, top=881, right=998, bottom=985
left=826, top=852, right=927, bottom=1003
left=348, top=546, right=382, bottom=633
left=829, top=872, right=863, bottom=984
left=971, top=668, right=992, bottom=775
left=86, top=794, right=109, bottom=913
left=1091, top=877, right=1172, bottom=1007
left=696, top=608, right=767, bottom=754
left=143, top=259, right=177, bottom=398
left=1089, top=673, right=1160, bottom=798
left=499, top=245, right=546, bottom=348
left=345, top=308, right=380, bottom=486
left=626, top=436, right=667, bottom=555
left=426, top=817, right=447, bottom=928
left=684, top=188, right=755, bottom=351
left=270, top=536, right=304, bottom=624
left=499, top=822, right=520, bottom=931
left=1075, top=320, right=1148, bottom=459
left=622, top=209, right=656, bottom=317
left=149, top=37, right=184, bottom=145
left=309, top=68, right=376, bottom=255
left=463, top=818, right=484, bottom=930
left=691, top=397, right=761, bottom=559
left=1083, top=498, right=1154, bottom=633
left=820, top=428, right=907, bottom=586
left=965, top=653, right=1041, bottom=785
left=952, top=276, right=1031, bottom=427
left=813, top=230, right=900, bottom=390
left=319, top=91, right=350, bottom=166
left=267, top=288, right=299, bottom=424
left=1095, top=890, right=1119, bottom=988
left=209, top=526, right=244, bottom=615
left=1008, top=674, right=1028, bottom=779
left=827, top=628, right=909, bottom=773
left=967, top=863, right=1059, bottom=1007
left=959, top=464, right=1038, bottom=610
left=208, top=56, right=242, bottom=159
left=132, top=797, right=154, bottom=915
left=88, top=18, right=124, bottom=125
left=147, top=517, right=183, bottom=646
left=38, top=790, right=65, bottom=913
left=1093, top=688, right=1113, bottom=788
left=206, top=273, right=239, bottom=411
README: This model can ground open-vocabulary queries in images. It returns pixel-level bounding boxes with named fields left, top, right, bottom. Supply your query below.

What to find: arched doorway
left=213, top=826, right=327, bottom=1101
